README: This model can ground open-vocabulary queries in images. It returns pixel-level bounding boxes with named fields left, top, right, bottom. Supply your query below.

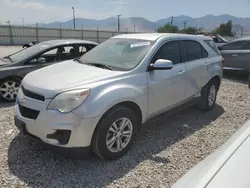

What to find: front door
left=238, top=41, right=250, bottom=72
left=147, top=40, right=187, bottom=117
left=220, top=40, right=246, bottom=71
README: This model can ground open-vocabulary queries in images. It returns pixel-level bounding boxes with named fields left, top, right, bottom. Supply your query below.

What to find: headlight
left=47, top=89, right=90, bottom=113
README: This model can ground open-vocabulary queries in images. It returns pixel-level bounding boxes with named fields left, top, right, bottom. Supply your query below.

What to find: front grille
left=19, top=104, right=40, bottom=120
left=21, top=86, right=45, bottom=101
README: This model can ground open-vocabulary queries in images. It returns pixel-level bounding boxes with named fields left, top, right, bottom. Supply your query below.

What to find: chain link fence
left=0, top=25, right=139, bottom=45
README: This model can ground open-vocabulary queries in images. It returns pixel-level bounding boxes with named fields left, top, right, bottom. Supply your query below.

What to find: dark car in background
left=219, top=37, right=250, bottom=73
left=0, top=39, right=98, bottom=102
left=208, top=34, right=228, bottom=47
left=23, top=41, right=38, bottom=48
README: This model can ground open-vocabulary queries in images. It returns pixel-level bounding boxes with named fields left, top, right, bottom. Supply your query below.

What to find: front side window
left=183, top=40, right=204, bottom=61
left=7, top=43, right=51, bottom=63
left=243, top=41, right=250, bottom=50
left=220, top=41, right=245, bottom=50
left=80, top=38, right=155, bottom=71
left=28, top=47, right=60, bottom=64
left=152, top=41, right=182, bottom=65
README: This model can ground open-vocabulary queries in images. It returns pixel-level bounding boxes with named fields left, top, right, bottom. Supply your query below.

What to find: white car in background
left=172, top=119, right=250, bottom=188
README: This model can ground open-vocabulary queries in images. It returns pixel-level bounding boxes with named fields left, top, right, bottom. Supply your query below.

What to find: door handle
left=232, top=54, right=238, bottom=57
left=178, top=70, right=185, bottom=75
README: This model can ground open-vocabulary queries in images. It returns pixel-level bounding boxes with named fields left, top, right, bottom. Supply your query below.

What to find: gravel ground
left=0, top=77, right=249, bottom=188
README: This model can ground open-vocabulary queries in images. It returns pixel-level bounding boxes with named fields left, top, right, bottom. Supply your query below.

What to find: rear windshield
left=204, top=40, right=221, bottom=55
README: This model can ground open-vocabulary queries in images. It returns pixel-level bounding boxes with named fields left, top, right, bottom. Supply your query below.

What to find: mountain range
left=35, top=14, right=250, bottom=33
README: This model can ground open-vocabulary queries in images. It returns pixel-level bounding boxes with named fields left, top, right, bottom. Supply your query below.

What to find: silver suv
left=14, top=33, right=223, bottom=160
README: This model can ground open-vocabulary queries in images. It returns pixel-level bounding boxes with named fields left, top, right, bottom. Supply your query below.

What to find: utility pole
left=183, top=20, right=188, bottom=29
left=117, top=14, right=121, bottom=32
left=7, top=20, right=13, bottom=45
left=72, top=7, right=76, bottom=29
left=240, top=27, right=243, bottom=38
left=170, top=16, right=174, bottom=25
left=133, top=24, right=136, bottom=33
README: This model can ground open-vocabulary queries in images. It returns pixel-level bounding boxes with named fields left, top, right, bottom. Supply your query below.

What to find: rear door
left=182, top=40, right=209, bottom=98
left=239, top=41, right=250, bottom=72
left=220, top=40, right=246, bottom=71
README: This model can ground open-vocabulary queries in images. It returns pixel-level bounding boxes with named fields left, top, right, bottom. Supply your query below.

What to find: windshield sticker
left=130, top=41, right=151, bottom=48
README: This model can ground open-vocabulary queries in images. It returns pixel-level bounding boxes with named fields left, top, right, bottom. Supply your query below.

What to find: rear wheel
left=0, top=77, right=21, bottom=102
left=197, top=81, right=218, bottom=111
left=91, top=106, right=138, bottom=160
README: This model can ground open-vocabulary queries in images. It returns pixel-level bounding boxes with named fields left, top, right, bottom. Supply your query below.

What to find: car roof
left=234, top=37, right=250, bottom=41
left=39, top=39, right=98, bottom=46
left=112, top=33, right=212, bottom=41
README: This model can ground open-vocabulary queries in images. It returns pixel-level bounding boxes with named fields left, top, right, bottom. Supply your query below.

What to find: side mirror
left=29, top=59, right=37, bottom=64
left=37, top=57, right=46, bottom=64
left=149, top=59, right=173, bottom=71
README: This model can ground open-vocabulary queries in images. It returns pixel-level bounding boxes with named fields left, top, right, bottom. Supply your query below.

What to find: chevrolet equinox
left=14, top=33, right=223, bottom=160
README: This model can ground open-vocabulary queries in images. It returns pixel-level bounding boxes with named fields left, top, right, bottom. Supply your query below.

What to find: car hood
left=172, top=119, right=250, bottom=188
left=22, top=60, right=124, bottom=98
left=0, top=59, right=10, bottom=67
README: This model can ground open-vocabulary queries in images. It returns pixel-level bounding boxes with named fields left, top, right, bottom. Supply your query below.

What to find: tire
left=91, top=106, right=138, bottom=160
left=0, top=77, right=21, bottom=102
left=197, top=80, right=218, bottom=111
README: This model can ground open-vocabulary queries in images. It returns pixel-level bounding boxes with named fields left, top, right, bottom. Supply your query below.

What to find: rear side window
left=183, top=40, right=208, bottom=61
left=220, top=41, right=245, bottom=50
left=243, top=41, right=250, bottom=50
left=204, top=40, right=220, bottom=55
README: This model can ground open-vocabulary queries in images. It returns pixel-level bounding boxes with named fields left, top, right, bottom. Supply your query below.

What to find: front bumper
left=15, top=115, right=90, bottom=158
left=15, top=98, right=100, bottom=149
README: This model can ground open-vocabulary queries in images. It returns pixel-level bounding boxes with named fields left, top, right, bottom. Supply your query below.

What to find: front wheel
left=197, top=81, right=218, bottom=111
left=91, top=106, right=138, bottom=160
left=0, top=77, right=21, bottom=102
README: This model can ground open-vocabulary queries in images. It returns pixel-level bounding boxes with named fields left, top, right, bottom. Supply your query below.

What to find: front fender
left=73, top=84, right=147, bottom=121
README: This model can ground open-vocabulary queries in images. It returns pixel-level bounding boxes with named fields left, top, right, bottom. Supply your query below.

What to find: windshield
left=80, top=38, right=155, bottom=71
left=7, top=43, right=51, bottom=63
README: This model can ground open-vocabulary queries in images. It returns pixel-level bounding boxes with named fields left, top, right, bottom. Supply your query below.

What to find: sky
left=0, top=0, right=250, bottom=24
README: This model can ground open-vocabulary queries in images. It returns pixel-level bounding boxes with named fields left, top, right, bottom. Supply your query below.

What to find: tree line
left=157, top=20, right=234, bottom=36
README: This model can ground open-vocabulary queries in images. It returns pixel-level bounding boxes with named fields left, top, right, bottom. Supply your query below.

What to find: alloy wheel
left=0, top=81, right=20, bottom=101
left=106, top=117, right=133, bottom=153
left=208, top=85, right=216, bottom=107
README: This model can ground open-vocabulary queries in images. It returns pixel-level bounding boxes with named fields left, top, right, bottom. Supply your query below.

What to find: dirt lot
left=0, top=77, right=249, bottom=188
left=0, top=46, right=22, bottom=58
left=0, top=46, right=250, bottom=187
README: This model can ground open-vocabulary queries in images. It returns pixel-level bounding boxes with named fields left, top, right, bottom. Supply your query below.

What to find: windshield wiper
left=84, top=62, right=113, bottom=70
left=2, top=56, right=12, bottom=63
